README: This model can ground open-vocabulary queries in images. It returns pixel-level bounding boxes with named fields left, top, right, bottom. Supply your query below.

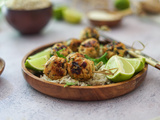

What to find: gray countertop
left=0, top=11, right=160, bottom=120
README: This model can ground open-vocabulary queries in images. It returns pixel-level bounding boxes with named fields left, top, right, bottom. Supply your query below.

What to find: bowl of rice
left=3, top=0, right=53, bottom=35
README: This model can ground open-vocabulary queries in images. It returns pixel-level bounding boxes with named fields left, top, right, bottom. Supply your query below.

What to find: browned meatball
left=67, top=57, right=95, bottom=81
left=103, top=42, right=126, bottom=59
left=79, top=38, right=100, bottom=58
left=43, top=56, right=67, bottom=80
left=66, top=52, right=85, bottom=62
left=64, top=38, right=82, bottom=52
left=80, top=27, right=99, bottom=41
left=51, top=43, right=72, bottom=57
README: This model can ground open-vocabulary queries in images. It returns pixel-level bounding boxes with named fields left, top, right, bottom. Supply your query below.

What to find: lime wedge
left=63, top=9, right=82, bottom=24
left=25, top=55, right=49, bottom=71
left=125, top=57, right=145, bottom=73
left=105, top=55, right=135, bottom=82
left=28, top=48, right=51, bottom=60
left=53, top=6, right=68, bottom=20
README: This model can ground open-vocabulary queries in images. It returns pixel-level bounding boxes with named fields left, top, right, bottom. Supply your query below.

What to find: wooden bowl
left=89, top=19, right=122, bottom=27
left=21, top=41, right=148, bottom=101
left=3, top=5, right=52, bottom=35
left=0, top=58, right=5, bottom=76
left=87, top=10, right=122, bottom=27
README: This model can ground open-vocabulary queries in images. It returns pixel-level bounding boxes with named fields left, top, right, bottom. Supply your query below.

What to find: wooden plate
left=21, top=41, right=148, bottom=101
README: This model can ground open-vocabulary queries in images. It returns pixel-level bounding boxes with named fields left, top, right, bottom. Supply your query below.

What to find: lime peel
left=125, top=57, right=145, bottom=73
left=114, top=0, right=130, bottom=10
left=53, top=6, right=68, bottom=20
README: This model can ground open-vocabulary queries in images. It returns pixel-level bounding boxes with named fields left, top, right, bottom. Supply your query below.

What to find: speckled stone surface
left=0, top=2, right=160, bottom=120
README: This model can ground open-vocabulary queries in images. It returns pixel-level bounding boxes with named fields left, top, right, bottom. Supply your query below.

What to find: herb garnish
left=85, top=52, right=108, bottom=65
left=56, top=48, right=66, bottom=59
left=64, top=82, right=77, bottom=87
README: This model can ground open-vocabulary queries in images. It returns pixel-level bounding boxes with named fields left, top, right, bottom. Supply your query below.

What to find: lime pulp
left=28, top=48, right=51, bottom=60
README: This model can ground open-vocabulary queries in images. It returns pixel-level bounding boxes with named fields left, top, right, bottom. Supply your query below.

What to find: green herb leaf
left=64, top=82, right=77, bottom=87
left=56, top=48, right=66, bottom=59
left=59, top=48, right=66, bottom=52
left=100, top=44, right=104, bottom=48
left=85, top=52, right=108, bottom=65
left=86, top=32, right=89, bottom=38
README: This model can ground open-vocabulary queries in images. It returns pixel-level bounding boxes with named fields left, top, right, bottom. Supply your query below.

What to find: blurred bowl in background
left=87, top=10, right=122, bottom=27
left=3, top=5, right=52, bottom=35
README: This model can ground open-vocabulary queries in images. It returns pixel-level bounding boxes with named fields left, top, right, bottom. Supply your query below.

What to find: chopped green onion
left=59, top=48, right=66, bottom=52
left=64, top=82, right=77, bottom=87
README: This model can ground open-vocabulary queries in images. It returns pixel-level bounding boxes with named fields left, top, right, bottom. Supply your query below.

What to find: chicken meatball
left=43, top=56, right=67, bottom=80
left=67, top=57, right=95, bottom=81
left=64, top=38, right=82, bottom=52
left=51, top=43, right=72, bottom=57
left=103, top=42, right=126, bottom=59
left=79, top=38, right=100, bottom=58
left=80, top=27, right=99, bottom=41
left=66, top=52, right=85, bottom=62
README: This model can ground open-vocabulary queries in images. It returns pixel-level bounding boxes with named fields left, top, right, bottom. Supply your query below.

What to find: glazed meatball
left=67, top=57, right=95, bottom=81
left=79, top=38, right=100, bottom=58
left=43, top=56, right=67, bottom=80
left=103, top=42, right=126, bottom=59
left=64, top=38, right=82, bottom=52
left=51, top=43, right=72, bottom=57
left=80, top=27, right=99, bottom=41
left=66, top=52, right=85, bottom=62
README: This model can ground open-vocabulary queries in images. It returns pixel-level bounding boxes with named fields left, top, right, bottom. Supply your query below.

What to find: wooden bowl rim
left=0, top=58, right=5, bottom=75
left=21, top=41, right=148, bottom=89
left=89, top=18, right=122, bottom=23
left=88, top=19, right=122, bottom=27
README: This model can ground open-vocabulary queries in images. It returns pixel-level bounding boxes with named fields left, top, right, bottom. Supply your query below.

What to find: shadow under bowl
left=3, top=5, right=52, bottom=35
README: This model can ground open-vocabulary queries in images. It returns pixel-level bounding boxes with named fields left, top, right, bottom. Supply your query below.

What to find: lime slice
left=63, top=9, right=82, bottom=24
left=53, top=6, right=68, bottom=20
left=105, top=55, right=135, bottom=82
left=114, top=0, right=130, bottom=10
left=25, top=55, right=49, bottom=71
left=28, top=48, right=51, bottom=60
left=125, top=57, right=145, bottom=73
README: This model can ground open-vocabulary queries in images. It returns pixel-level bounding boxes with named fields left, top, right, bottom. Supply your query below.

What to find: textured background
left=0, top=0, right=160, bottom=120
